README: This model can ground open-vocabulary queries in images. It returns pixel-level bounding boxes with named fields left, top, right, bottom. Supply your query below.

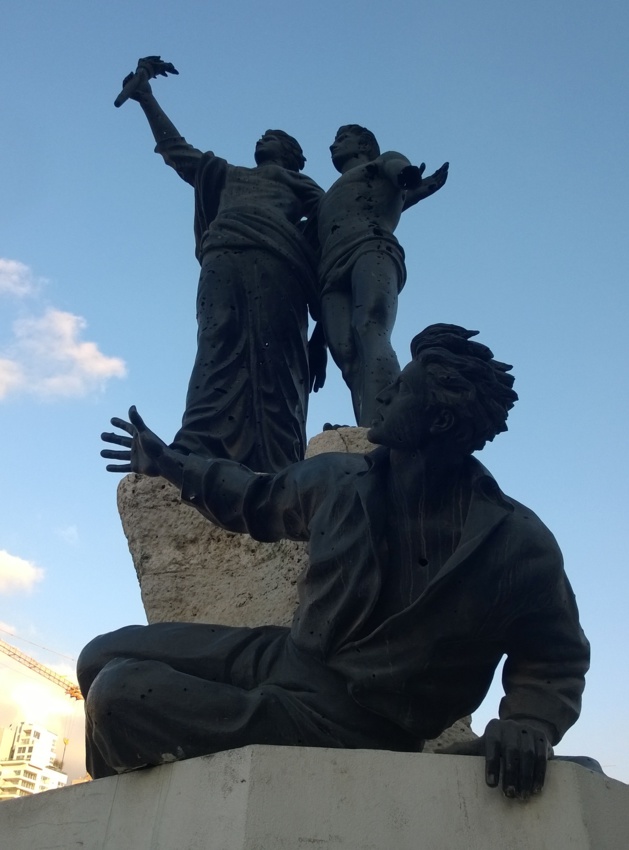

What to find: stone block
left=0, top=746, right=627, bottom=850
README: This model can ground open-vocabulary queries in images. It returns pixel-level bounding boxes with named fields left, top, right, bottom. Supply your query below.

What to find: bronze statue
left=119, top=58, right=324, bottom=472
left=81, top=324, right=589, bottom=799
left=318, top=125, right=448, bottom=425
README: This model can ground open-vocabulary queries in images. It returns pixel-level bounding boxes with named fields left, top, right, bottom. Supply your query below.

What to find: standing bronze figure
left=318, top=125, right=448, bottom=425
left=119, top=59, right=323, bottom=472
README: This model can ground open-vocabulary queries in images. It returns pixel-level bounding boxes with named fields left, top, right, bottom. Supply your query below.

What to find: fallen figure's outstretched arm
left=101, top=407, right=314, bottom=542
left=101, top=406, right=186, bottom=486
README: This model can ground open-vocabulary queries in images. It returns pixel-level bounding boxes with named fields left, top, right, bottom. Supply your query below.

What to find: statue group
left=115, top=58, right=448, bottom=470
left=79, top=59, right=590, bottom=801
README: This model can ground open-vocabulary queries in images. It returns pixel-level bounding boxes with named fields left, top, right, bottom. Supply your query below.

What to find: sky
left=1, top=0, right=628, bottom=784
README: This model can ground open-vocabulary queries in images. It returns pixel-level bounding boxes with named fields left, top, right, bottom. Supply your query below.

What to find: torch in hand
left=114, top=56, right=179, bottom=108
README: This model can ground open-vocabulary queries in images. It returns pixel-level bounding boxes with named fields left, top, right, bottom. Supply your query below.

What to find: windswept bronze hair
left=410, top=323, right=518, bottom=452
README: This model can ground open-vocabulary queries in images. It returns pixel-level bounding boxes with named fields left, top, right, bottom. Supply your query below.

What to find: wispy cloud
left=7, top=309, right=127, bottom=398
left=55, top=525, right=79, bottom=546
left=0, top=258, right=127, bottom=402
left=0, top=258, right=39, bottom=297
left=0, top=358, right=24, bottom=399
left=0, top=550, right=44, bottom=594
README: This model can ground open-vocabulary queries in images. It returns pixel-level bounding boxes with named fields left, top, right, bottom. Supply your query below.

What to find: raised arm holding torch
left=114, top=55, right=178, bottom=108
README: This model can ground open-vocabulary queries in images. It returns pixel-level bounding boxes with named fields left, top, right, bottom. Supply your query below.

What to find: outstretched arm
left=101, top=408, right=316, bottom=542
left=101, top=406, right=186, bottom=488
left=378, top=151, right=425, bottom=192
left=403, top=161, right=449, bottom=210
left=119, top=59, right=203, bottom=184
left=120, top=60, right=184, bottom=147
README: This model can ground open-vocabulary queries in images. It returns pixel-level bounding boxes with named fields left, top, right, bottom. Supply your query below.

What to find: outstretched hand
left=116, top=57, right=178, bottom=107
left=101, top=406, right=166, bottom=477
left=439, top=718, right=552, bottom=800
left=425, top=161, right=449, bottom=192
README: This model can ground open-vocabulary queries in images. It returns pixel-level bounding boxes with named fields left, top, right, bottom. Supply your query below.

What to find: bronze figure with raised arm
left=118, top=58, right=324, bottom=473
left=318, top=125, right=448, bottom=425
left=82, top=323, right=589, bottom=799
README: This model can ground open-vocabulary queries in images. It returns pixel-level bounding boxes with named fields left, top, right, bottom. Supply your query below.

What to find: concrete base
left=1, top=747, right=627, bottom=849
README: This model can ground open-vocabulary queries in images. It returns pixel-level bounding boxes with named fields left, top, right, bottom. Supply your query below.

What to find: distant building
left=0, top=722, right=67, bottom=800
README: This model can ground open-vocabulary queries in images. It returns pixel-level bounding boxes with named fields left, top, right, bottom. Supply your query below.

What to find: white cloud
left=0, top=258, right=37, bottom=297
left=56, top=525, right=79, bottom=546
left=0, top=621, right=17, bottom=635
left=1, top=307, right=126, bottom=400
left=0, top=358, right=24, bottom=399
left=0, top=550, right=44, bottom=594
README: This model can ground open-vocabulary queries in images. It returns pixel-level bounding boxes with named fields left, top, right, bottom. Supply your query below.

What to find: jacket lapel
left=370, top=457, right=512, bottom=630
left=410, top=458, right=513, bottom=611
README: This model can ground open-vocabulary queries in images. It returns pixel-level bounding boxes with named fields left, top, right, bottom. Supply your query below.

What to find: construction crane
left=0, top=638, right=83, bottom=701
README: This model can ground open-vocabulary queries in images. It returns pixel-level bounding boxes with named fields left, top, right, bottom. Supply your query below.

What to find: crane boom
left=0, top=638, right=83, bottom=701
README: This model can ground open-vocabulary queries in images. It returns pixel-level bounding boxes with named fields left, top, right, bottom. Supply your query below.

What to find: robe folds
left=156, top=139, right=322, bottom=472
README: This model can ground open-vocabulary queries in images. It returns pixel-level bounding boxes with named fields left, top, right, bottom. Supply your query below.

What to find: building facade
left=0, top=722, right=67, bottom=800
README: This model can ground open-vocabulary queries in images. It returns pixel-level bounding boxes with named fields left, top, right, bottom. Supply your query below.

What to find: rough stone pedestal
left=1, top=747, right=627, bottom=850
left=116, top=427, right=476, bottom=752
left=115, top=428, right=371, bottom=628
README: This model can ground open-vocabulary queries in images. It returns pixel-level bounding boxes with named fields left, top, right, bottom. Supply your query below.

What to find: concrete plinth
left=1, top=747, right=627, bottom=849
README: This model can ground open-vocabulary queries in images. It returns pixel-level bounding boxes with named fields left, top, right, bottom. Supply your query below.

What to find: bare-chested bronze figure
left=318, top=125, right=448, bottom=425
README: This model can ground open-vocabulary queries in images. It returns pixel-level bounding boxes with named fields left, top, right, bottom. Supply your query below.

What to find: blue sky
left=1, top=0, right=628, bottom=783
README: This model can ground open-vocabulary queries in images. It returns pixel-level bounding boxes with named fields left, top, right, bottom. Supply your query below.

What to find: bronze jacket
left=180, top=447, right=589, bottom=744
